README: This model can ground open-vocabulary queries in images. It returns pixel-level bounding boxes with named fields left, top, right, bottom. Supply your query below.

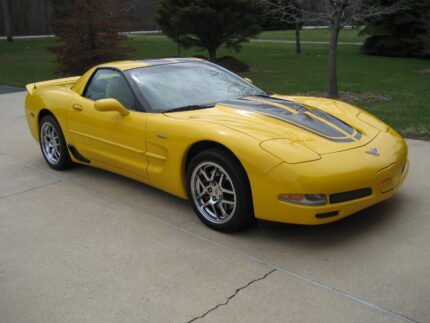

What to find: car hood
left=165, top=95, right=384, bottom=155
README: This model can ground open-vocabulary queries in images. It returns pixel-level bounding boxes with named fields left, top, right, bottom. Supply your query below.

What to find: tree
left=263, top=0, right=304, bottom=54
left=262, top=0, right=402, bottom=98
left=361, top=0, right=430, bottom=59
left=156, top=0, right=265, bottom=62
left=1, top=0, right=13, bottom=42
left=49, top=0, right=135, bottom=75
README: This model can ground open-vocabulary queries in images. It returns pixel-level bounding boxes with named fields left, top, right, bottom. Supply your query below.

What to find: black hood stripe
left=249, top=96, right=356, bottom=136
left=251, top=96, right=307, bottom=113
left=221, top=97, right=360, bottom=143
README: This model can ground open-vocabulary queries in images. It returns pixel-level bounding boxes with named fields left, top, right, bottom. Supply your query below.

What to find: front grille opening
left=330, top=188, right=372, bottom=204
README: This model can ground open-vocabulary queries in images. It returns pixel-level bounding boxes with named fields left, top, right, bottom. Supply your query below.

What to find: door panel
left=67, top=96, right=148, bottom=178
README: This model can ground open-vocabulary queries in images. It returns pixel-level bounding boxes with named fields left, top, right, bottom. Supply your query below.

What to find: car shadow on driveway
left=252, top=193, right=409, bottom=246
left=70, top=162, right=410, bottom=249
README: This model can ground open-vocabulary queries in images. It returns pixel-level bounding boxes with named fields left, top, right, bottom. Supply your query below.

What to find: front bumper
left=250, top=129, right=409, bottom=225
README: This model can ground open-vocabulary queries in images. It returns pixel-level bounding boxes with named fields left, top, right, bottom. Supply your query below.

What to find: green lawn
left=1, top=35, right=429, bottom=139
left=258, top=28, right=365, bottom=43
left=136, top=29, right=365, bottom=43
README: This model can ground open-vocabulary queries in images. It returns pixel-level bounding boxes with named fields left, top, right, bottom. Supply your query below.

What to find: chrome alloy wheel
left=41, top=122, right=61, bottom=164
left=190, top=162, right=237, bottom=224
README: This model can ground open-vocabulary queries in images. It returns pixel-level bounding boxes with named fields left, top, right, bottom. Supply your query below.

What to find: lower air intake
left=330, top=188, right=372, bottom=204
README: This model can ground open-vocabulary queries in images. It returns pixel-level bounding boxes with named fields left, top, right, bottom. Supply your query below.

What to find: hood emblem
left=366, top=148, right=380, bottom=156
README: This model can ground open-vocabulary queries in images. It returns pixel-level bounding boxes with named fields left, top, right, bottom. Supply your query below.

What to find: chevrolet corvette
left=25, top=58, right=408, bottom=231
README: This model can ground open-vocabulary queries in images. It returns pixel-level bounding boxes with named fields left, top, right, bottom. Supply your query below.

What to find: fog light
left=279, top=193, right=327, bottom=206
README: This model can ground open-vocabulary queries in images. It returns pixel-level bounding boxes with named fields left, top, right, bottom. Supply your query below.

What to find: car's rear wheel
left=187, top=148, right=254, bottom=232
left=39, top=115, right=74, bottom=170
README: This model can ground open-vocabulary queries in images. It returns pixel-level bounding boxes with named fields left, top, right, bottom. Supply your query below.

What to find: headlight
left=279, top=193, right=327, bottom=206
left=357, top=112, right=389, bottom=132
left=260, top=139, right=320, bottom=164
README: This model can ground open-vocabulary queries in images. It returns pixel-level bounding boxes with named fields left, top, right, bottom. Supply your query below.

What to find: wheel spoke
left=218, top=173, right=224, bottom=186
left=53, top=149, right=60, bottom=159
left=221, top=187, right=234, bottom=195
left=209, top=204, right=219, bottom=219
left=217, top=203, right=229, bottom=218
left=209, top=167, right=216, bottom=181
left=200, top=168, right=211, bottom=182
left=201, top=200, right=211, bottom=208
left=196, top=178, right=209, bottom=198
left=196, top=177, right=206, bottom=190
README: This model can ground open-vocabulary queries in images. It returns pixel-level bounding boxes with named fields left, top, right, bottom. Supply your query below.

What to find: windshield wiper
left=163, top=104, right=214, bottom=113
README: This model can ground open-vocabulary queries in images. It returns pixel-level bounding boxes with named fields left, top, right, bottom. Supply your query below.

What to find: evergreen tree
left=156, top=0, right=265, bottom=62
left=49, top=0, right=135, bottom=75
left=361, top=0, right=430, bottom=59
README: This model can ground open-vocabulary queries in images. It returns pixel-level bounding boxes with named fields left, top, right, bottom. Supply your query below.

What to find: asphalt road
left=0, top=92, right=429, bottom=323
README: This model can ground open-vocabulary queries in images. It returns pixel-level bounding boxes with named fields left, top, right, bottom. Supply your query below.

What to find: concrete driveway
left=0, top=92, right=429, bottom=323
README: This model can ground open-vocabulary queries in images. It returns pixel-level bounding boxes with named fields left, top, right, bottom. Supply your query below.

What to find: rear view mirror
left=94, top=99, right=129, bottom=116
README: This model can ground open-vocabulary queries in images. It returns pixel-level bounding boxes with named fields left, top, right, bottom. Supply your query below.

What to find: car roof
left=95, top=58, right=204, bottom=71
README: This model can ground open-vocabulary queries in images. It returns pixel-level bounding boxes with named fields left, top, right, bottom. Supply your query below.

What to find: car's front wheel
left=39, top=115, right=74, bottom=170
left=187, top=148, right=254, bottom=232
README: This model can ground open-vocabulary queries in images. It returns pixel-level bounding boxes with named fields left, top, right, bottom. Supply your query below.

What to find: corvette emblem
left=366, top=148, right=380, bottom=156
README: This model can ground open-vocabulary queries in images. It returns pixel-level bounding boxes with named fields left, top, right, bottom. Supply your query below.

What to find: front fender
left=25, top=87, right=78, bottom=143
left=145, top=113, right=282, bottom=198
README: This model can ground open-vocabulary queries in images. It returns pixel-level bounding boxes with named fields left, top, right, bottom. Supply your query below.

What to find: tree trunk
left=328, top=21, right=341, bottom=99
left=295, top=23, right=301, bottom=55
left=44, top=0, right=51, bottom=34
left=176, top=33, right=181, bottom=57
left=1, top=0, right=13, bottom=42
left=208, top=47, right=217, bottom=62
left=177, top=42, right=181, bottom=57
left=86, top=0, right=97, bottom=50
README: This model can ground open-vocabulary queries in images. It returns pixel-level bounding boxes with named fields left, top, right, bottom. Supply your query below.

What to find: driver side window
left=84, top=69, right=135, bottom=110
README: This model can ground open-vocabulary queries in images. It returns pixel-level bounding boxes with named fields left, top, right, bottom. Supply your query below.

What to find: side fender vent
left=68, top=145, right=91, bottom=164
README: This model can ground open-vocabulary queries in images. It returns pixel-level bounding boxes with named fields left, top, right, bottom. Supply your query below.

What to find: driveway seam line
left=186, top=269, right=276, bottom=322
left=74, top=183, right=417, bottom=323
left=0, top=180, right=61, bottom=201
left=0, top=152, right=62, bottom=181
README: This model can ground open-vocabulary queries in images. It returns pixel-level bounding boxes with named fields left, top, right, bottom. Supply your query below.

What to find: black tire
left=39, top=115, right=74, bottom=170
left=186, top=148, right=254, bottom=232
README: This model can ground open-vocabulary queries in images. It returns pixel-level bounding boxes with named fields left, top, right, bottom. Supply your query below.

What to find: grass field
left=0, top=33, right=429, bottom=139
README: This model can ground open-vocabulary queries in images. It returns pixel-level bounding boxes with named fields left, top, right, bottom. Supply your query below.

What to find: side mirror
left=94, top=98, right=130, bottom=116
left=244, top=77, right=253, bottom=84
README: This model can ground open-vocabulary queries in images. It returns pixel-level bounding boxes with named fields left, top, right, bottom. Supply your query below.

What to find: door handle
left=72, top=104, right=83, bottom=112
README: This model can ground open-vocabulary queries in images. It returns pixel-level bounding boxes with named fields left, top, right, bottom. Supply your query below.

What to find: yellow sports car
left=25, top=58, right=408, bottom=231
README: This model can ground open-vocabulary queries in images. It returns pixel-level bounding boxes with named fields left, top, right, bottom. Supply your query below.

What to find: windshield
left=126, top=62, right=267, bottom=112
